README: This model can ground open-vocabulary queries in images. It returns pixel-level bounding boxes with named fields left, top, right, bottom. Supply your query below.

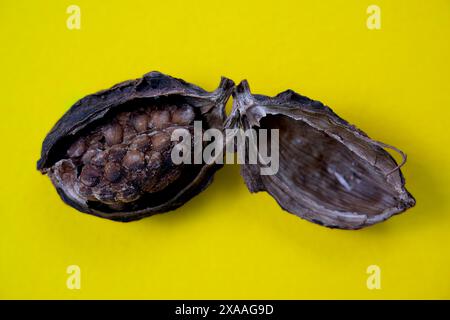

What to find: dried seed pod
left=226, top=80, right=415, bottom=229
left=37, top=71, right=234, bottom=221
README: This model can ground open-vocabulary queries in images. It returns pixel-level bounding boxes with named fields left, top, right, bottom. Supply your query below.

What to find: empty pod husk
left=226, top=80, right=415, bottom=229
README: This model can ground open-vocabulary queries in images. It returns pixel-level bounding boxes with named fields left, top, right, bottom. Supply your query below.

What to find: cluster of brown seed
left=62, top=104, right=196, bottom=210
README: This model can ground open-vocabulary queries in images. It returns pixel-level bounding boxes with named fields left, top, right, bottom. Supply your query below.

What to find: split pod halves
left=37, top=71, right=415, bottom=229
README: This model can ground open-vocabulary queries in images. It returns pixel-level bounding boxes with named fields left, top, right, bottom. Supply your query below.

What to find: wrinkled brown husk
left=226, top=80, right=415, bottom=229
left=37, top=71, right=234, bottom=221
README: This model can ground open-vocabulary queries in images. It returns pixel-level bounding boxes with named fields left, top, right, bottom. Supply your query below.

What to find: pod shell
left=37, top=71, right=234, bottom=221
left=226, top=80, right=415, bottom=229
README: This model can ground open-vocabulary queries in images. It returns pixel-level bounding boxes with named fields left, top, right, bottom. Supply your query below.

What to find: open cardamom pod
left=226, top=80, right=415, bottom=229
left=37, top=71, right=234, bottom=221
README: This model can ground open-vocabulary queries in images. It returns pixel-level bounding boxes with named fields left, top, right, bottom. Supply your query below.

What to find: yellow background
left=1, top=0, right=449, bottom=299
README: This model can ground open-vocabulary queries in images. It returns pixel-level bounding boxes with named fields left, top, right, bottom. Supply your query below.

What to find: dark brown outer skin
left=227, top=80, right=415, bottom=230
left=37, top=71, right=234, bottom=221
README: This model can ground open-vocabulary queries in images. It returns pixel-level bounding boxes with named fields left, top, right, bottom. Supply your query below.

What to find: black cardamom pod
left=37, top=71, right=234, bottom=221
